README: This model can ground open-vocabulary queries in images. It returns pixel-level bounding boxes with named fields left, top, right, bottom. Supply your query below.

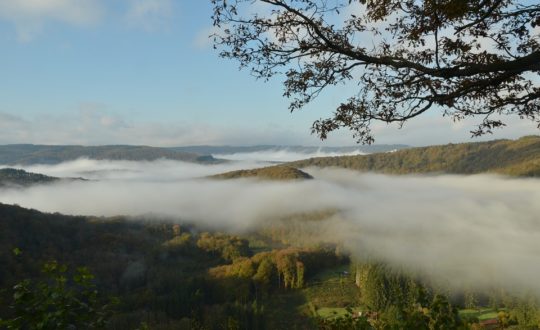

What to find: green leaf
left=12, top=247, right=22, bottom=256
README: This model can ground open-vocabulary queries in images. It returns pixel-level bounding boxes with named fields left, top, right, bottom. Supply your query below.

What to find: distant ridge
left=289, top=136, right=540, bottom=177
left=170, top=144, right=408, bottom=155
left=210, top=165, right=313, bottom=181
left=0, top=145, right=221, bottom=165
left=0, top=144, right=409, bottom=166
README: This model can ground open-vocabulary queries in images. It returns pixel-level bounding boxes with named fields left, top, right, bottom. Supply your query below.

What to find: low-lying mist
left=1, top=159, right=540, bottom=297
left=214, top=149, right=367, bottom=162
left=16, top=158, right=265, bottom=181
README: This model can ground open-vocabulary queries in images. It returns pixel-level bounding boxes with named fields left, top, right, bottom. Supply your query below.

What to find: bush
left=0, top=258, right=117, bottom=330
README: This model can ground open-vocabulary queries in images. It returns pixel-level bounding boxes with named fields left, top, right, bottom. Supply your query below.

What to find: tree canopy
left=211, top=0, right=540, bottom=143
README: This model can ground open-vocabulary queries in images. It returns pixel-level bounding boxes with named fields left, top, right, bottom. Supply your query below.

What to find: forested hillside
left=2, top=203, right=540, bottom=329
left=211, top=166, right=313, bottom=180
left=0, top=145, right=220, bottom=165
left=0, top=168, right=87, bottom=187
left=291, top=136, right=540, bottom=177
left=0, top=168, right=60, bottom=187
left=0, top=203, right=342, bottom=328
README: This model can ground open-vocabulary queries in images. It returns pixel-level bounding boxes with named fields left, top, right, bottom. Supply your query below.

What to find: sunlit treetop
left=211, top=0, right=540, bottom=143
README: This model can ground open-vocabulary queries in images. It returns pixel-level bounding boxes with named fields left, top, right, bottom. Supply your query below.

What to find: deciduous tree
left=212, top=0, right=540, bottom=143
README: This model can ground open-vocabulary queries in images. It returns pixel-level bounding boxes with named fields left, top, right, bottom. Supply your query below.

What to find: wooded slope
left=290, top=136, right=540, bottom=177
left=211, top=165, right=313, bottom=180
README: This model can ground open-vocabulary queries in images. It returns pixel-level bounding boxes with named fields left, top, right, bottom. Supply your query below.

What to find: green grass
left=316, top=307, right=361, bottom=319
left=459, top=308, right=499, bottom=321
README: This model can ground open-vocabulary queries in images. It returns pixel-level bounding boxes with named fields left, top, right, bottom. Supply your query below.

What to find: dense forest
left=291, top=136, right=540, bottom=177
left=1, top=203, right=540, bottom=329
left=0, top=203, right=344, bottom=329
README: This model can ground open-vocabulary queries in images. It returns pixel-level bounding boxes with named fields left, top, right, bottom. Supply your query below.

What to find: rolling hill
left=289, top=136, right=540, bottom=177
left=210, top=165, right=313, bottom=180
left=0, top=168, right=85, bottom=187
left=0, top=168, right=60, bottom=187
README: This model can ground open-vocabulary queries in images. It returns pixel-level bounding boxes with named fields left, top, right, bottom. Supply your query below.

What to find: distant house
left=479, top=318, right=499, bottom=329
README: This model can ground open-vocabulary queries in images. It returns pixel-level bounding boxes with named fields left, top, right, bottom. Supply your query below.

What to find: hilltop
left=289, top=136, right=540, bottom=177
left=0, top=145, right=221, bottom=165
left=0, top=168, right=60, bottom=187
left=211, top=165, right=313, bottom=180
left=0, top=168, right=87, bottom=187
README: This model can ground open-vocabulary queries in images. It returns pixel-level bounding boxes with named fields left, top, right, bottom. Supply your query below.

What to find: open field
left=459, top=308, right=500, bottom=321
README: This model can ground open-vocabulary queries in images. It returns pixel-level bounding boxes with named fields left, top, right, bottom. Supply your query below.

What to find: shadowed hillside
left=210, top=165, right=313, bottom=180
left=0, top=168, right=60, bottom=187
left=0, top=203, right=341, bottom=329
left=290, top=136, right=540, bottom=177
left=0, top=168, right=86, bottom=187
left=2, top=200, right=540, bottom=329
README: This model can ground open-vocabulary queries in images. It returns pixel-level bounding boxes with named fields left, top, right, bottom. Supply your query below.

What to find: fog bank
left=1, top=160, right=540, bottom=295
left=214, top=149, right=367, bottom=163
left=15, top=158, right=264, bottom=181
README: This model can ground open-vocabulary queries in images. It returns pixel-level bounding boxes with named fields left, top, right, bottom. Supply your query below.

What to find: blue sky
left=0, top=0, right=537, bottom=146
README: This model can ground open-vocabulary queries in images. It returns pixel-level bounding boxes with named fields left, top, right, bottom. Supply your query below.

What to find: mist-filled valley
left=3, top=0, right=540, bottom=327
left=1, top=137, right=540, bottom=329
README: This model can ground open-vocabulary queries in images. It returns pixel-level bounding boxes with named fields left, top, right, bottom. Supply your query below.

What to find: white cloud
left=0, top=0, right=104, bottom=41
left=0, top=109, right=322, bottom=146
left=124, top=0, right=173, bottom=32
left=0, top=107, right=538, bottom=147
left=0, top=0, right=177, bottom=40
